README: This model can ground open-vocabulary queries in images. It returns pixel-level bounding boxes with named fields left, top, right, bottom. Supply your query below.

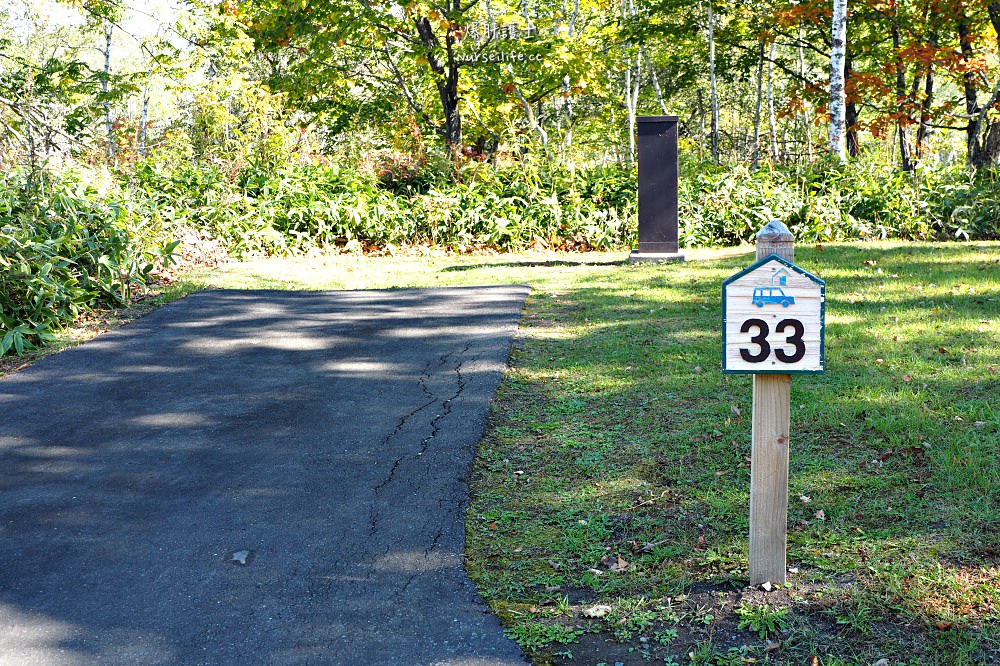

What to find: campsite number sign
left=722, top=254, right=825, bottom=374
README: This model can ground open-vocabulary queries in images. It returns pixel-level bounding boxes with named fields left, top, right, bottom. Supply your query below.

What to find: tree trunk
left=139, top=88, right=149, bottom=157
left=799, top=24, right=813, bottom=161
left=625, top=50, right=641, bottom=163
left=643, top=49, right=669, bottom=115
left=844, top=50, right=859, bottom=157
left=707, top=0, right=719, bottom=162
left=416, top=16, right=462, bottom=153
left=893, top=23, right=912, bottom=171
left=958, top=16, right=979, bottom=167
left=915, top=64, right=934, bottom=160
left=970, top=2, right=1000, bottom=169
left=103, top=23, right=116, bottom=160
left=751, top=39, right=765, bottom=169
left=829, top=0, right=847, bottom=161
left=697, top=88, right=706, bottom=160
left=768, top=39, right=779, bottom=162
left=560, top=0, right=581, bottom=151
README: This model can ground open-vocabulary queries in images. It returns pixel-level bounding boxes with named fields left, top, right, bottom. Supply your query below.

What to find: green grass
left=6, top=241, right=999, bottom=664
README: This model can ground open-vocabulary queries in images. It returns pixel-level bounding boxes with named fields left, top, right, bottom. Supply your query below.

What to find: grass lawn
left=4, top=241, right=999, bottom=665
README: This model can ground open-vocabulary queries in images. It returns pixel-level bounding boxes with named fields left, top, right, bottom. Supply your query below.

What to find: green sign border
left=722, top=253, right=826, bottom=375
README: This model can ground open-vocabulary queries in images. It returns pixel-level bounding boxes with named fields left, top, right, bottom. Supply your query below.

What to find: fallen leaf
left=808, top=657, right=819, bottom=666
left=935, top=621, right=954, bottom=630
left=731, top=404, right=742, bottom=417
left=693, top=365, right=702, bottom=373
left=799, top=495, right=812, bottom=504
left=761, top=581, right=773, bottom=592
left=488, top=522, right=498, bottom=530
left=765, top=641, right=781, bottom=653
left=599, top=554, right=630, bottom=571
left=938, top=347, right=948, bottom=354
left=874, top=659, right=889, bottom=666
left=581, top=604, right=612, bottom=618
left=815, top=509, right=826, bottom=521
left=547, top=559, right=561, bottom=570
left=902, top=375, right=912, bottom=382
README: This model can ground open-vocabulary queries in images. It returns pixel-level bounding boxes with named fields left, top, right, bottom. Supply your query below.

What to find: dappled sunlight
left=372, top=549, right=459, bottom=573
left=0, top=285, right=529, bottom=664
left=130, top=412, right=216, bottom=427
left=318, top=359, right=410, bottom=375
left=0, top=605, right=86, bottom=666
left=178, top=333, right=336, bottom=353
left=117, top=364, right=193, bottom=374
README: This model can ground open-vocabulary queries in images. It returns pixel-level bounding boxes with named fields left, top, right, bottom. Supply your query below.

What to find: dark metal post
left=630, top=115, right=685, bottom=263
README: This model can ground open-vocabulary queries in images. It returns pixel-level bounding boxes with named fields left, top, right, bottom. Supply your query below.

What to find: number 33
left=739, top=318, right=806, bottom=364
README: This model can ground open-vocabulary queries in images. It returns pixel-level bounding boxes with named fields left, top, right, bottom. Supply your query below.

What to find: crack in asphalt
left=367, top=347, right=472, bottom=544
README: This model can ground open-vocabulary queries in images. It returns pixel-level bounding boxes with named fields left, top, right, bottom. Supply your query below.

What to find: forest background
left=1, top=0, right=999, bottom=353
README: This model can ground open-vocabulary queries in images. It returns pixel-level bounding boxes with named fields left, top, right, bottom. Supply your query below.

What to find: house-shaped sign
left=722, top=254, right=825, bottom=374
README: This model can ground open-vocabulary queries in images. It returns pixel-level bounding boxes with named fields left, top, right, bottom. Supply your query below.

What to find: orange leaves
left=772, top=2, right=831, bottom=30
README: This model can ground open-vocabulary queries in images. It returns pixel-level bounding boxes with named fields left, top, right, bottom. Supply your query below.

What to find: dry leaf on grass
left=581, top=604, right=612, bottom=618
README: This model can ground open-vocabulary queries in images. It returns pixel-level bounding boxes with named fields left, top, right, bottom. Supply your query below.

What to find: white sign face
left=722, top=255, right=825, bottom=374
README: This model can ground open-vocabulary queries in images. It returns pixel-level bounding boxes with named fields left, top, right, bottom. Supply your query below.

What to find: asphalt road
left=0, top=287, right=530, bottom=666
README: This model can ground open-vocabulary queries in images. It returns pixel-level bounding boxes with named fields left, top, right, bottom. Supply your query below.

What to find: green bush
left=127, top=157, right=637, bottom=257
left=5, top=153, right=998, bottom=357
left=679, top=157, right=1000, bottom=246
left=126, top=154, right=1000, bottom=261
left=0, top=169, right=175, bottom=355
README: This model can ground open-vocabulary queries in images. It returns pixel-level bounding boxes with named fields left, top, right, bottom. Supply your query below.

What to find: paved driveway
left=0, top=287, right=530, bottom=666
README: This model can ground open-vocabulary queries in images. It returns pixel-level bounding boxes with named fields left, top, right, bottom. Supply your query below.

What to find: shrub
left=0, top=168, right=176, bottom=355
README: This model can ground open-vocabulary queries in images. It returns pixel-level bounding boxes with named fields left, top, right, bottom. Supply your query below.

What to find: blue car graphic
left=752, top=286, right=794, bottom=307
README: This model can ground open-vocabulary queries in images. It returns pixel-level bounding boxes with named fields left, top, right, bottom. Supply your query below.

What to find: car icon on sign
left=752, top=286, right=794, bottom=307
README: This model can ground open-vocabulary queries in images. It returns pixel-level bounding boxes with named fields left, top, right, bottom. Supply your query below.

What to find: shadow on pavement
left=0, top=287, right=530, bottom=666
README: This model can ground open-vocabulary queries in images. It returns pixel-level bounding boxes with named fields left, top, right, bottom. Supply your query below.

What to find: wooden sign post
left=722, top=221, right=825, bottom=585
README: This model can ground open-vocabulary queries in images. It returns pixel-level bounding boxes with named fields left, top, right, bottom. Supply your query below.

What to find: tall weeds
left=3, top=153, right=998, bottom=356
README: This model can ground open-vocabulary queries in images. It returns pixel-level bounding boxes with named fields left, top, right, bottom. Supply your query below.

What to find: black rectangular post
left=630, top=116, right=684, bottom=262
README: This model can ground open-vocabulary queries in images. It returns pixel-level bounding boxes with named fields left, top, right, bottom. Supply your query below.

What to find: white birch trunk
left=103, top=23, right=116, bottom=159
left=623, top=0, right=639, bottom=163
left=829, top=0, right=848, bottom=161
left=139, top=89, right=149, bottom=157
left=768, top=40, right=779, bottom=162
left=625, top=51, right=641, bottom=163
left=752, top=40, right=764, bottom=169
left=643, top=49, right=669, bottom=115
left=560, top=0, right=581, bottom=151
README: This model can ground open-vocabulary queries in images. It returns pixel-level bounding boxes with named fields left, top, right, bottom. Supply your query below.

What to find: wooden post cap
left=756, top=220, right=794, bottom=242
